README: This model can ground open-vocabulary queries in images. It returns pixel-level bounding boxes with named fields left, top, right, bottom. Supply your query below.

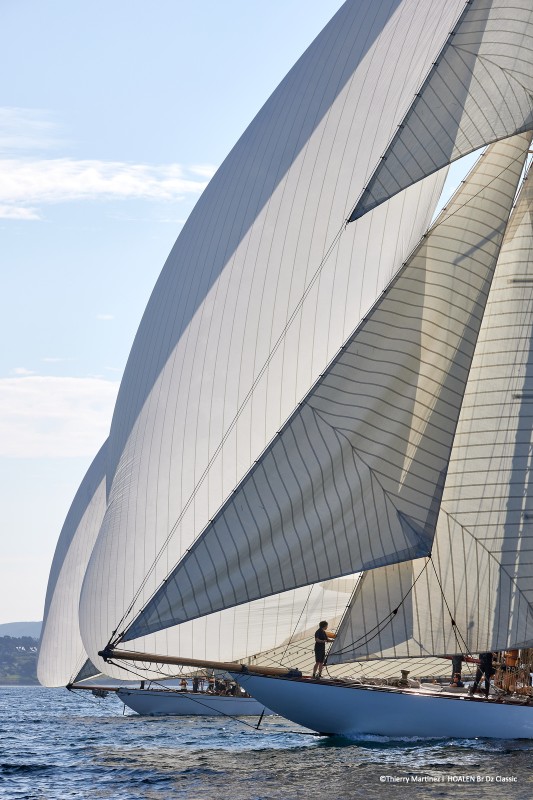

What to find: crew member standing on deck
left=470, top=652, right=497, bottom=697
left=313, top=620, right=335, bottom=679
left=450, top=654, right=464, bottom=684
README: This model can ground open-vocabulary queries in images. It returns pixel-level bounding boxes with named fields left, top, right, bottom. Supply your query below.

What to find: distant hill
left=0, top=622, right=42, bottom=639
left=0, top=635, right=39, bottom=685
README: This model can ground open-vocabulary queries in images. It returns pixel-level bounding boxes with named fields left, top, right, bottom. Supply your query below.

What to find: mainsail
left=79, top=0, right=463, bottom=675
left=349, top=0, right=533, bottom=220
left=330, top=142, right=533, bottom=663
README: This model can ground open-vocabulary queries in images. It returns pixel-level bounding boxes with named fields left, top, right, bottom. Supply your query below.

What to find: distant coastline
left=0, top=623, right=41, bottom=685
left=0, top=621, right=42, bottom=639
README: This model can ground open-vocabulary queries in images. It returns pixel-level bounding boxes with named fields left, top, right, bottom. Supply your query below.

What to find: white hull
left=116, top=688, right=272, bottom=717
left=232, top=674, right=533, bottom=739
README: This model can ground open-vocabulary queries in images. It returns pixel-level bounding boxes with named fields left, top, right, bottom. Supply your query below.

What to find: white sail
left=330, top=140, right=533, bottom=663
left=245, top=616, right=453, bottom=681
left=119, top=132, right=531, bottom=643
left=38, top=442, right=110, bottom=687
left=79, top=0, right=463, bottom=674
left=350, top=0, right=533, bottom=221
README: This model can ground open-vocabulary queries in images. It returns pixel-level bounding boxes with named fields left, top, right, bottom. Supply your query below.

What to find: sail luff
left=120, top=134, right=531, bottom=645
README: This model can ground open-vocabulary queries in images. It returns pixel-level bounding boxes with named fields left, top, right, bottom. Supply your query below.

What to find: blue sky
left=0, top=0, right=475, bottom=625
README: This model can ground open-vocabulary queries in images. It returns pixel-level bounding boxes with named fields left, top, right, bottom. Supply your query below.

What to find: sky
left=0, top=0, right=475, bottom=625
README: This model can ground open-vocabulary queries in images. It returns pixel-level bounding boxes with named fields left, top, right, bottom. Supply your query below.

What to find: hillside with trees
left=0, top=636, right=39, bottom=685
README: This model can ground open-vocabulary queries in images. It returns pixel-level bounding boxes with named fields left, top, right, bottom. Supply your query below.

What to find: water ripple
left=1, top=687, right=533, bottom=799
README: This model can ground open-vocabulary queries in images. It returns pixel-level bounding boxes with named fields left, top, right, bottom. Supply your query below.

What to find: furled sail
left=37, top=442, right=117, bottom=686
left=120, top=133, right=531, bottom=644
left=329, top=136, right=533, bottom=663
left=79, top=0, right=464, bottom=675
left=350, top=0, right=533, bottom=221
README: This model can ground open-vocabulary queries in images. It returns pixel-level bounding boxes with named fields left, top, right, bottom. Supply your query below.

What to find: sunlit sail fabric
left=330, top=142, right=533, bottom=663
left=249, top=628, right=454, bottom=680
left=37, top=442, right=120, bottom=686
left=350, top=0, right=533, bottom=221
left=107, top=582, right=357, bottom=680
left=79, top=0, right=464, bottom=674
left=120, top=134, right=531, bottom=644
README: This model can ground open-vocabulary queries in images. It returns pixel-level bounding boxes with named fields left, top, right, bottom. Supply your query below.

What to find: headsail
left=79, top=0, right=463, bottom=674
left=119, top=133, right=531, bottom=643
left=38, top=442, right=113, bottom=686
left=330, top=139, right=533, bottom=663
left=350, top=0, right=533, bottom=221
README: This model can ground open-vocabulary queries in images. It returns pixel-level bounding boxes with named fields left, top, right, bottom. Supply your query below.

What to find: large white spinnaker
left=38, top=442, right=116, bottom=686
left=330, top=142, right=533, bottom=663
left=120, top=133, right=531, bottom=645
left=80, top=0, right=464, bottom=678
left=350, top=0, right=533, bottom=220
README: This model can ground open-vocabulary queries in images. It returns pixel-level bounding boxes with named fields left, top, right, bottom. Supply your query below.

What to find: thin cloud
left=97, top=313, right=114, bottom=320
left=190, top=164, right=217, bottom=179
left=0, top=204, right=40, bottom=220
left=0, top=107, right=63, bottom=153
left=0, top=375, right=118, bottom=458
left=0, top=107, right=215, bottom=219
left=0, top=158, right=209, bottom=219
left=12, top=367, right=35, bottom=376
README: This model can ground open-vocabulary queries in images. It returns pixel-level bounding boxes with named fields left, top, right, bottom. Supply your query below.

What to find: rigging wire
left=427, top=553, right=476, bottom=667
left=278, top=584, right=315, bottom=666
left=327, top=148, right=533, bottom=669
left=109, top=221, right=347, bottom=641
left=329, top=559, right=432, bottom=657
left=100, top=657, right=317, bottom=735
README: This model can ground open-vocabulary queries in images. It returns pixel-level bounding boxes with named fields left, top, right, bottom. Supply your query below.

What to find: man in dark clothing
left=313, top=620, right=334, bottom=679
left=470, top=652, right=496, bottom=697
left=451, top=654, right=464, bottom=684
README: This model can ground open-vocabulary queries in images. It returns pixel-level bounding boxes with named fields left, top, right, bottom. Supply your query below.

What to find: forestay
left=350, top=0, right=533, bottom=221
left=330, top=135, right=533, bottom=663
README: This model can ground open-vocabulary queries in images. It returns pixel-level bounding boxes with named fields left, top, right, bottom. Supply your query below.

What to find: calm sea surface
left=1, top=686, right=533, bottom=799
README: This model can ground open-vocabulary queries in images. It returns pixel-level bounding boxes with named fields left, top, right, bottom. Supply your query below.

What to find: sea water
left=1, top=686, right=532, bottom=799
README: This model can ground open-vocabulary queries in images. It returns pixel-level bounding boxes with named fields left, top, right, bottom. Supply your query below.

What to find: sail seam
left=330, top=558, right=432, bottom=657
left=438, top=508, right=533, bottom=642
